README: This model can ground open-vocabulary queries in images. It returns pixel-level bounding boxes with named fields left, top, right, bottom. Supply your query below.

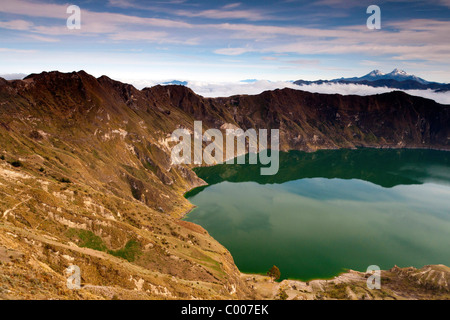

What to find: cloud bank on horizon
left=177, top=81, right=450, bottom=104
left=0, top=0, right=449, bottom=84
left=1, top=70, right=448, bottom=104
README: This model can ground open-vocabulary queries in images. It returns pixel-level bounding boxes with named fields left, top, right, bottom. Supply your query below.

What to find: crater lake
left=184, top=149, right=450, bottom=281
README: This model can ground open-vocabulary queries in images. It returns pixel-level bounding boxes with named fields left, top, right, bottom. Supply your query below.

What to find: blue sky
left=0, top=0, right=449, bottom=83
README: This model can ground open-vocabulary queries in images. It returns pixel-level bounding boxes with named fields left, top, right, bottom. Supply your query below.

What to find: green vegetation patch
left=108, top=240, right=142, bottom=262
left=66, top=229, right=107, bottom=251
left=66, top=229, right=142, bottom=262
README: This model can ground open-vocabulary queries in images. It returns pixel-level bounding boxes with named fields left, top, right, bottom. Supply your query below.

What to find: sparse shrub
left=326, top=284, right=348, bottom=299
left=278, top=289, right=288, bottom=300
left=9, top=160, right=22, bottom=167
left=0, top=155, right=4, bottom=160
left=29, top=130, right=43, bottom=140
left=59, top=177, right=71, bottom=183
left=267, top=265, right=281, bottom=282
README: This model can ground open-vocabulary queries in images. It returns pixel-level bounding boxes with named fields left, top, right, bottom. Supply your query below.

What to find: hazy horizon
left=2, top=69, right=449, bottom=104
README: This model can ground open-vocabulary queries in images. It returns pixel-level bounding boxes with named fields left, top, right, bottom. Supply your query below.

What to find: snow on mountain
left=338, top=69, right=429, bottom=84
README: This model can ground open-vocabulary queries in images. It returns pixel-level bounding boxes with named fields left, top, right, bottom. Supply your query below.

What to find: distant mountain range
left=294, top=69, right=450, bottom=92
left=162, top=80, right=188, bottom=86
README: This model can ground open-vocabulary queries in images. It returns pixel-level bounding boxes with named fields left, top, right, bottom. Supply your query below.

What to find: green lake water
left=184, top=149, right=450, bottom=281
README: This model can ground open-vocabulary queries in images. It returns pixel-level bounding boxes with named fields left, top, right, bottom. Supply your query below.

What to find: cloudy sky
left=0, top=0, right=449, bottom=85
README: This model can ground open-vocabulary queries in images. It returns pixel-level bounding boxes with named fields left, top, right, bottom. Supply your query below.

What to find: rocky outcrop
left=246, top=265, right=450, bottom=300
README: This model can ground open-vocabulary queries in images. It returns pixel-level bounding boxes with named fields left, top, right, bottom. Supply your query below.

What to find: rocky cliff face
left=0, top=71, right=448, bottom=300
left=226, top=89, right=449, bottom=151
left=138, top=82, right=450, bottom=152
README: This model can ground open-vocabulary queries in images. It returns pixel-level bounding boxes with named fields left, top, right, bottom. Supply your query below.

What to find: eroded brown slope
left=0, top=71, right=253, bottom=299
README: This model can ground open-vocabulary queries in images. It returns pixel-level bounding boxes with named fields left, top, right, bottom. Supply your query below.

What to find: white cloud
left=0, top=19, right=33, bottom=30
left=0, top=73, right=27, bottom=80
left=108, top=0, right=137, bottom=9
left=0, top=48, right=36, bottom=54
left=27, top=34, right=60, bottom=42
left=185, top=80, right=299, bottom=97
left=214, top=47, right=253, bottom=56
left=174, top=7, right=272, bottom=21
left=262, top=56, right=278, bottom=61
left=128, top=79, right=299, bottom=96
left=437, top=0, right=450, bottom=8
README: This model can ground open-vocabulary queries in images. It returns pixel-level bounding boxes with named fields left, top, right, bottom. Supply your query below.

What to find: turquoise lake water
left=184, top=149, right=450, bottom=280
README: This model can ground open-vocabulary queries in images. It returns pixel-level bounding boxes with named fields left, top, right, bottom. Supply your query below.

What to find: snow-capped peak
left=331, top=69, right=430, bottom=85
left=369, top=70, right=385, bottom=77
left=389, top=68, right=408, bottom=76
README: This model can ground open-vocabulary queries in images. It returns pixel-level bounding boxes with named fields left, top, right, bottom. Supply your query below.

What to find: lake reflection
left=185, top=149, right=450, bottom=280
